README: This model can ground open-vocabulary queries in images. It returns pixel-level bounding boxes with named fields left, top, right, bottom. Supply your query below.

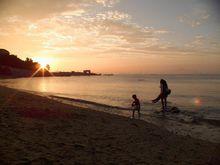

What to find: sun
left=36, top=58, right=51, bottom=69
left=40, top=61, right=47, bottom=68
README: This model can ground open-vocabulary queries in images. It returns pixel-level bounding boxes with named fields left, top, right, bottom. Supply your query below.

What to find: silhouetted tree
left=0, top=48, right=51, bottom=77
left=0, top=49, right=10, bottom=56
left=46, top=64, right=50, bottom=71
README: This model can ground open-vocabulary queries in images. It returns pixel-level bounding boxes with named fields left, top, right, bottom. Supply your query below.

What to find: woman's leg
left=164, top=97, right=167, bottom=110
left=138, top=109, right=140, bottom=119
left=161, top=98, right=165, bottom=111
left=152, top=93, right=162, bottom=103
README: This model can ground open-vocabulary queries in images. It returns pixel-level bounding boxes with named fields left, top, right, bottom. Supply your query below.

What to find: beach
left=0, top=85, right=219, bottom=164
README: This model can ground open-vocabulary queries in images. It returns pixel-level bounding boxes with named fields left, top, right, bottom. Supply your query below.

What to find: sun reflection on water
left=193, top=97, right=202, bottom=106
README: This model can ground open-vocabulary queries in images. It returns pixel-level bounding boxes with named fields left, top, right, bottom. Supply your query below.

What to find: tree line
left=0, top=49, right=50, bottom=77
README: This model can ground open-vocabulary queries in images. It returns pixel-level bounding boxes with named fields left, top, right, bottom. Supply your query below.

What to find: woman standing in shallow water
left=152, top=79, right=171, bottom=111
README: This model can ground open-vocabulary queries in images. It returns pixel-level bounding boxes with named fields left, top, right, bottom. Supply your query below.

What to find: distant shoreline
left=0, top=74, right=102, bottom=79
left=2, top=73, right=220, bottom=79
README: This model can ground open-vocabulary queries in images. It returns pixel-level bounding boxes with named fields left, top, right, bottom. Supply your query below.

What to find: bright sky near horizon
left=0, top=0, right=219, bottom=74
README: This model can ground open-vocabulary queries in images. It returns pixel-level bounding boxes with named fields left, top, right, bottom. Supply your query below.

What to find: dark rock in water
left=170, top=107, right=180, bottom=113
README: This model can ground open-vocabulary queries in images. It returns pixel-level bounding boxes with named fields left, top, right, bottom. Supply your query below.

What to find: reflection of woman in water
left=152, top=79, right=171, bottom=111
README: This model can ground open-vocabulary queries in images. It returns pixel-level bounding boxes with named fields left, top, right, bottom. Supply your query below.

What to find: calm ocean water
left=1, top=74, right=220, bottom=119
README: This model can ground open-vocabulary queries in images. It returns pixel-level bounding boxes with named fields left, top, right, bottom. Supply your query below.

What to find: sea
left=1, top=74, right=220, bottom=143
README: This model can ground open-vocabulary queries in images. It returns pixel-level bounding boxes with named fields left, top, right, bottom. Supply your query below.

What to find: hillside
left=0, top=49, right=50, bottom=77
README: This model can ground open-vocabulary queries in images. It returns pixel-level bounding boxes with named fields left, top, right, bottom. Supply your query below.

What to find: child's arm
left=132, top=101, right=135, bottom=106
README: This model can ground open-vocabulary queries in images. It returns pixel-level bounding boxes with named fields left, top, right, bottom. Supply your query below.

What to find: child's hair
left=132, top=94, right=137, bottom=99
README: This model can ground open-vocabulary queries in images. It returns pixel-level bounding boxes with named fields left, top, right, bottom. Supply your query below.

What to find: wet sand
left=0, top=85, right=219, bottom=164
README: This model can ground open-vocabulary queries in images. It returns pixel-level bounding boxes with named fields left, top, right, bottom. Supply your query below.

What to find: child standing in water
left=131, top=94, right=140, bottom=119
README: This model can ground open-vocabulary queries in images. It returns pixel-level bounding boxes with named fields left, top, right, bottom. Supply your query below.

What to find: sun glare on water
left=193, top=98, right=202, bottom=106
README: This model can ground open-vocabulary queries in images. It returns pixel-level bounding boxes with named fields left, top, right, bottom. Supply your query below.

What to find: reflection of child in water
left=131, top=94, right=140, bottom=119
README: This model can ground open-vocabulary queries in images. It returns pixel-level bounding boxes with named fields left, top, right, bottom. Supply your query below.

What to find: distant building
left=83, top=70, right=91, bottom=74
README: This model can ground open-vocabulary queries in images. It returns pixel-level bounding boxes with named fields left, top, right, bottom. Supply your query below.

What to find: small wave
left=137, top=79, right=145, bottom=82
left=49, top=95, right=130, bottom=110
left=50, top=95, right=220, bottom=128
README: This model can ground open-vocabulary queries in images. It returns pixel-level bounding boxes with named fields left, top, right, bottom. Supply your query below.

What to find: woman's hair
left=160, top=79, right=168, bottom=88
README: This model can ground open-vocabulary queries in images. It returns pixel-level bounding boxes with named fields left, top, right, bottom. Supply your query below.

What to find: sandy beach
left=0, top=85, right=219, bottom=164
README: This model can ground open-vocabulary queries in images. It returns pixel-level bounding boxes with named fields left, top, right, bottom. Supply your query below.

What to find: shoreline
left=0, top=85, right=219, bottom=164
left=50, top=95, right=130, bottom=110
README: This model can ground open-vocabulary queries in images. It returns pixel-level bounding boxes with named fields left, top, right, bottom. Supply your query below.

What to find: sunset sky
left=0, top=0, right=219, bottom=74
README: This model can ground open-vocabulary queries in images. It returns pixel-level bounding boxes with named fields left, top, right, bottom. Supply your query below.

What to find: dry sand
left=0, top=85, right=219, bottom=164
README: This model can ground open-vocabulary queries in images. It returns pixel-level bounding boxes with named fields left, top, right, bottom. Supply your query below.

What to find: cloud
left=0, top=0, right=77, bottom=20
left=0, top=0, right=119, bottom=20
left=96, top=11, right=131, bottom=21
left=1, top=0, right=218, bottom=60
left=178, top=8, right=210, bottom=27
left=0, top=0, right=170, bottom=57
left=185, top=35, right=205, bottom=48
left=96, top=0, right=120, bottom=7
left=184, top=35, right=220, bottom=55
